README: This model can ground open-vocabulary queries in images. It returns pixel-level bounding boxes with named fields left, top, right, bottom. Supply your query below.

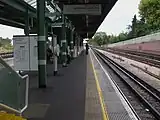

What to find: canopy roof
left=0, top=0, right=117, bottom=38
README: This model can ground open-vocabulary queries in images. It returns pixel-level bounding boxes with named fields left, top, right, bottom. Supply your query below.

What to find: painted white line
left=90, top=49, right=139, bottom=120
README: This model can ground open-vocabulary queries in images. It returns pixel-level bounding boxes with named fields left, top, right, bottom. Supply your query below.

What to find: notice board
left=13, top=36, right=30, bottom=71
left=13, top=35, right=38, bottom=71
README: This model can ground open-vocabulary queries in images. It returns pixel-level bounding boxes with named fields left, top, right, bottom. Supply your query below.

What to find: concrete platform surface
left=18, top=49, right=139, bottom=120
left=84, top=55, right=103, bottom=120
left=23, top=52, right=87, bottom=120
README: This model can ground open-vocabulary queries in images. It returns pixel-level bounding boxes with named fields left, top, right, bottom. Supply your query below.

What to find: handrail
left=0, top=56, right=29, bottom=114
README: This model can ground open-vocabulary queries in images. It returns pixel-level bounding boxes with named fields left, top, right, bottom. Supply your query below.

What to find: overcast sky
left=97, top=0, right=141, bottom=35
left=0, top=0, right=141, bottom=39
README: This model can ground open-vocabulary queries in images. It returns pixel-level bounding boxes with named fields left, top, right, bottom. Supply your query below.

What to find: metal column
left=70, top=29, right=74, bottom=59
left=24, top=8, right=29, bottom=36
left=61, top=15, right=67, bottom=67
left=46, top=22, right=49, bottom=49
left=74, top=33, right=78, bottom=57
left=77, top=35, right=80, bottom=55
left=37, top=0, right=47, bottom=88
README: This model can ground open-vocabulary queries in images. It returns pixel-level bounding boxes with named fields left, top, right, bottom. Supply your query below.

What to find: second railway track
left=102, top=48, right=160, bottom=68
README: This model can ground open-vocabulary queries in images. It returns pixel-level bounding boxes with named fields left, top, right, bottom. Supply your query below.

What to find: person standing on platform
left=47, top=46, right=53, bottom=64
left=67, top=46, right=71, bottom=64
left=53, top=44, right=60, bottom=62
left=85, top=43, right=89, bottom=55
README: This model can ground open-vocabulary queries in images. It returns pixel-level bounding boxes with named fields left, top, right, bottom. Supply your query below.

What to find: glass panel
left=23, top=0, right=37, bottom=8
left=0, top=57, right=28, bottom=112
left=22, top=0, right=61, bottom=21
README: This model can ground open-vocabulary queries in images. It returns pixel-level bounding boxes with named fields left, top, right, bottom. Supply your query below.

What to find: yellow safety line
left=0, top=112, right=26, bottom=120
left=90, top=55, right=110, bottom=120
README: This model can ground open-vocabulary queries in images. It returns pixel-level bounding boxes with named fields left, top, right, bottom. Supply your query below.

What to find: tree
left=126, top=15, right=138, bottom=39
left=0, top=37, right=12, bottom=46
left=131, top=15, right=137, bottom=38
left=136, top=17, right=150, bottom=37
left=91, top=31, right=128, bottom=45
left=118, top=32, right=128, bottom=41
left=0, top=37, right=13, bottom=52
left=93, top=32, right=108, bottom=46
left=126, top=14, right=149, bottom=38
left=139, top=0, right=160, bottom=31
left=108, top=34, right=119, bottom=44
left=88, top=38, right=97, bottom=45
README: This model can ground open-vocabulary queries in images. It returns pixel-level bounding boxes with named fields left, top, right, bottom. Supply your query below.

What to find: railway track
left=93, top=49, right=160, bottom=120
left=103, top=48, right=160, bottom=68
left=108, top=48, right=160, bottom=60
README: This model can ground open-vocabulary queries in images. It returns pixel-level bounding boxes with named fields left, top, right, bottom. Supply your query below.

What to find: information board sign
left=13, top=36, right=29, bottom=71
left=63, top=4, right=101, bottom=15
left=13, top=35, right=38, bottom=71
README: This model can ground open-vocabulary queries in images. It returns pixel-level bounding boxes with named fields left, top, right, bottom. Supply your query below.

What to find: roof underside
left=0, top=0, right=117, bottom=38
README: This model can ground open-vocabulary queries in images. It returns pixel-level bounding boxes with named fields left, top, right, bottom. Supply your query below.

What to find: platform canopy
left=0, top=0, right=118, bottom=38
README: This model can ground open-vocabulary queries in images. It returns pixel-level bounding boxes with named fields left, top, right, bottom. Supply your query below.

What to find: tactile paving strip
left=84, top=56, right=103, bottom=120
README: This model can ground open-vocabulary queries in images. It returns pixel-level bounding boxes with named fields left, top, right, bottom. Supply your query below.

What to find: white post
left=53, top=34, right=58, bottom=75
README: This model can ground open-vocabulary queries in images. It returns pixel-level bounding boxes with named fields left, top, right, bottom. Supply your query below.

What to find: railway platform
left=17, top=50, right=137, bottom=120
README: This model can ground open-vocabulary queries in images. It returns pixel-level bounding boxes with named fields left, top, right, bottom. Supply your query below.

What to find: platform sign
left=13, top=35, right=38, bottom=71
left=13, top=36, right=29, bottom=71
left=63, top=4, right=101, bottom=15
left=52, top=22, right=70, bottom=28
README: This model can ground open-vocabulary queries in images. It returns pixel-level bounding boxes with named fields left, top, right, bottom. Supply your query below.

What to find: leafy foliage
left=93, top=32, right=108, bottom=46
left=0, top=37, right=13, bottom=52
left=139, top=0, right=160, bottom=31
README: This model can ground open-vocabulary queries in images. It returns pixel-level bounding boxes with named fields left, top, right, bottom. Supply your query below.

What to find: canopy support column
left=37, top=0, right=47, bottom=88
